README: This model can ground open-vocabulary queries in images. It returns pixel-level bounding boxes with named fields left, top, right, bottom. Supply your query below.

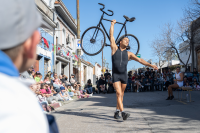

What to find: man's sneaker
left=121, top=112, right=130, bottom=120
left=114, top=111, right=121, bottom=119
left=137, top=90, right=139, bottom=93
left=142, top=86, right=144, bottom=88
left=170, top=95, right=174, bottom=100
left=166, top=97, right=170, bottom=100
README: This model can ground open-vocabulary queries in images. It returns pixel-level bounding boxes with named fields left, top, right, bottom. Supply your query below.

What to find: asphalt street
left=52, top=91, right=200, bottom=133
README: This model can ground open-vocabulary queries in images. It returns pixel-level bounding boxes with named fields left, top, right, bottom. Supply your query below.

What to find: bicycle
left=81, top=3, right=140, bottom=56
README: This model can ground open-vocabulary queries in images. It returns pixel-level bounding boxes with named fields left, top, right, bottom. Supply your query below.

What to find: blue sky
left=63, top=0, right=189, bottom=71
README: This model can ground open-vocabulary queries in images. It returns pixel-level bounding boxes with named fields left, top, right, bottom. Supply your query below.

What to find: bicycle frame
left=92, top=12, right=128, bottom=46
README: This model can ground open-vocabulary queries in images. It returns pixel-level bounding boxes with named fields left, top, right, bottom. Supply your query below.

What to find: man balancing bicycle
left=110, top=20, right=158, bottom=120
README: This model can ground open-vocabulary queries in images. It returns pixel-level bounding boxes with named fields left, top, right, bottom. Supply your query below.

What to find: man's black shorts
left=112, top=73, right=128, bottom=84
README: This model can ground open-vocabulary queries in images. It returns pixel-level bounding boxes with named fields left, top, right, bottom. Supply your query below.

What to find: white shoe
left=69, top=98, right=73, bottom=101
left=89, top=94, right=93, bottom=96
left=137, top=90, right=139, bottom=93
left=142, top=86, right=144, bottom=88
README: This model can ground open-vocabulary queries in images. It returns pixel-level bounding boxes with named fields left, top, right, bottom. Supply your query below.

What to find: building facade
left=53, top=0, right=78, bottom=78
left=35, top=0, right=57, bottom=79
left=191, top=17, right=200, bottom=72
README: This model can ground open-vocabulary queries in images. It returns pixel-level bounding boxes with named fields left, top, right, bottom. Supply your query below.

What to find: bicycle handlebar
left=98, top=3, right=105, bottom=10
left=98, top=3, right=114, bottom=16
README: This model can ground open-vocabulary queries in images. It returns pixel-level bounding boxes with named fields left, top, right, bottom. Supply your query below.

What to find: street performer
left=110, top=20, right=158, bottom=120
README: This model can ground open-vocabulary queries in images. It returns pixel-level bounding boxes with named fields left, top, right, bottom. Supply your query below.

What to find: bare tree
left=176, top=0, right=200, bottom=71
left=150, top=38, right=166, bottom=71
left=156, top=23, right=189, bottom=71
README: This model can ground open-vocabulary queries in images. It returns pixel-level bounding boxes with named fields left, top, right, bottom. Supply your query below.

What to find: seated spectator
left=98, top=74, right=106, bottom=92
left=54, top=73, right=60, bottom=85
left=132, top=73, right=136, bottom=81
left=193, top=74, right=199, bottom=82
left=134, top=75, right=143, bottom=92
left=156, top=69, right=161, bottom=77
left=150, top=69, right=155, bottom=79
left=34, top=71, right=41, bottom=82
left=53, top=73, right=61, bottom=92
left=144, top=78, right=151, bottom=91
left=163, top=74, right=170, bottom=89
left=62, top=83, right=73, bottom=100
left=148, top=75, right=153, bottom=81
left=193, top=68, right=198, bottom=75
left=85, top=79, right=93, bottom=94
left=40, top=83, right=58, bottom=104
left=44, top=76, right=50, bottom=83
left=39, top=74, right=43, bottom=83
left=154, top=77, right=160, bottom=90
left=74, top=82, right=81, bottom=97
left=66, top=84, right=74, bottom=97
left=166, top=67, right=183, bottom=100
left=20, top=66, right=34, bottom=79
left=70, top=74, right=76, bottom=87
left=60, top=75, right=70, bottom=86
left=182, top=81, right=193, bottom=90
left=50, top=84, right=64, bottom=101
left=59, top=86, right=70, bottom=101
left=107, top=75, right=114, bottom=93
left=126, top=75, right=132, bottom=92
left=145, top=68, right=151, bottom=78
left=193, top=81, right=200, bottom=90
left=167, top=68, right=174, bottom=83
left=138, top=69, right=143, bottom=77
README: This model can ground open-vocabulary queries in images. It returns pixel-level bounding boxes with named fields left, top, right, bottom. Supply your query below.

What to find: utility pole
left=106, top=62, right=109, bottom=69
left=77, top=0, right=81, bottom=82
left=103, top=57, right=106, bottom=74
left=101, top=40, right=104, bottom=75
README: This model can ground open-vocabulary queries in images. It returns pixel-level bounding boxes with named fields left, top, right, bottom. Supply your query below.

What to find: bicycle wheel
left=116, top=34, right=140, bottom=56
left=81, top=26, right=106, bottom=56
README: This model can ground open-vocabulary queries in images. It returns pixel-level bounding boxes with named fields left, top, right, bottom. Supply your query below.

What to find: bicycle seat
left=123, top=15, right=135, bottom=22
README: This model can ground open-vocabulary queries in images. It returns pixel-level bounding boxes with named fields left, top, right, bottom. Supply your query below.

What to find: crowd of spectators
left=20, top=66, right=200, bottom=112
left=96, top=69, right=114, bottom=94
left=126, top=67, right=200, bottom=94
left=20, top=66, right=95, bottom=113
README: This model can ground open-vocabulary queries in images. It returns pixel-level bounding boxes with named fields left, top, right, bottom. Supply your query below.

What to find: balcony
left=56, top=44, right=71, bottom=61
left=35, top=0, right=53, bottom=20
left=35, top=0, right=56, bottom=29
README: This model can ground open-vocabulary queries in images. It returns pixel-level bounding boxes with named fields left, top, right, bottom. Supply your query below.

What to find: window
left=62, top=29, right=65, bottom=45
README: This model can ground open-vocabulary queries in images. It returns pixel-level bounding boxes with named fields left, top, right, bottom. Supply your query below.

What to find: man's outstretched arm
left=109, top=20, right=118, bottom=51
left=128, top=51, right=158, bottom=70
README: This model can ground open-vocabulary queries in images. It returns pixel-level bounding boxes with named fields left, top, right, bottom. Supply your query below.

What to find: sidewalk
left=52, top=91, right=200, bottom=133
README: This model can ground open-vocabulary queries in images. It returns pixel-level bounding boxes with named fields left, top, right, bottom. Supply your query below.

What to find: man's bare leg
left=113, top=81, right=123, bottom=111
left=121, top=83, right=127, bottom=105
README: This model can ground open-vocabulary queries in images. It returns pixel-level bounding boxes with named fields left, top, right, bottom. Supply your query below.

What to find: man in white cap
left=0, top=0, right=49, bottom=133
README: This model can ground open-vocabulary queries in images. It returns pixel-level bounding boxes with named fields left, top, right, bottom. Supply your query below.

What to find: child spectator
left=43, top=76, right=50, bottom=83
left=34, top=71, right=41, bottom=82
